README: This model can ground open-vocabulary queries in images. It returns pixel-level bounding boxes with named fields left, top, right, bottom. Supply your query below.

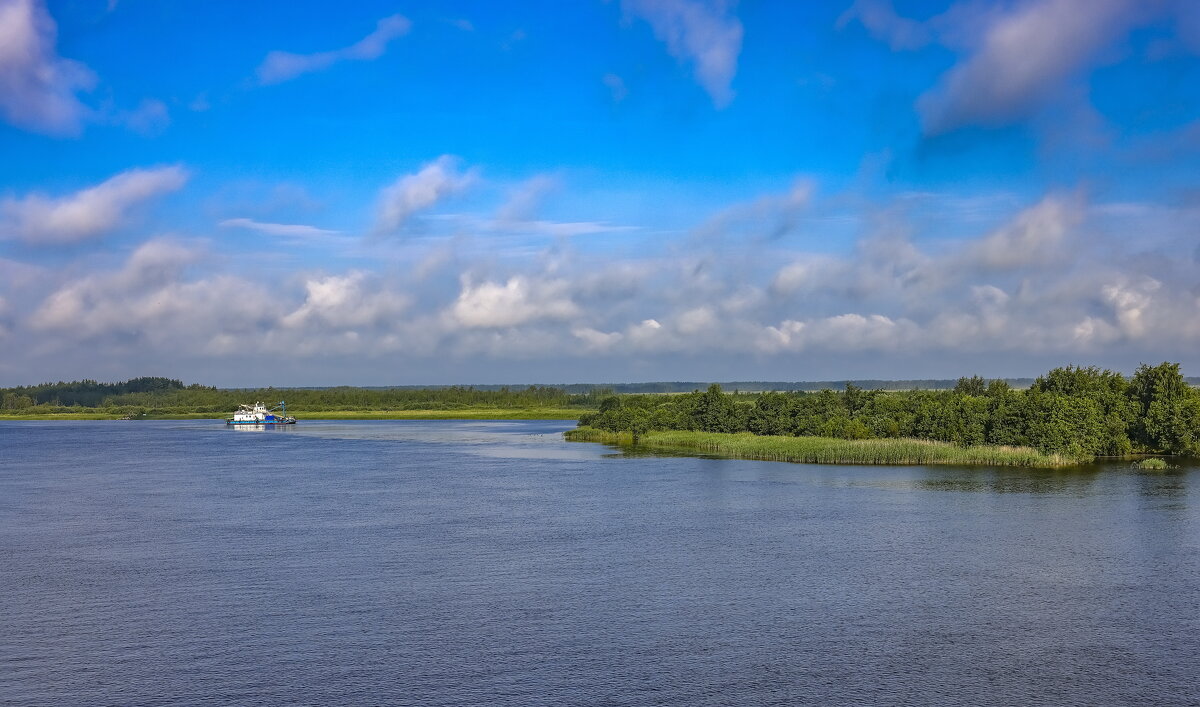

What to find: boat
left=226, top=401, right=297, bottom=425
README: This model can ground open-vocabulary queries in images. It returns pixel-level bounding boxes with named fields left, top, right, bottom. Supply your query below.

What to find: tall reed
left=564, top=427, right=1078, bottom=467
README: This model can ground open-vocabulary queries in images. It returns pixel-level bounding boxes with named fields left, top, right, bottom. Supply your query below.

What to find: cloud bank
left=6, top=182, right=1199, bottom=383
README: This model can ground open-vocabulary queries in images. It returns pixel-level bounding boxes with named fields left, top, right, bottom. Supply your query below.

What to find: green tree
left=954, top=375, right=987, bottom=396
left=1129, top=362, right=1200, bottom=453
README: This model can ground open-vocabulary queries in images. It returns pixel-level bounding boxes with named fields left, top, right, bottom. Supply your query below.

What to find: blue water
left=1, top=420, right=1198, bottom=706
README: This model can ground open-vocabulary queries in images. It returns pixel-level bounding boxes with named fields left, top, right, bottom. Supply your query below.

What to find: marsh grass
left=565, top=427, right=1078, bottom=467
left=1134, top=457, right=1169, bottom=470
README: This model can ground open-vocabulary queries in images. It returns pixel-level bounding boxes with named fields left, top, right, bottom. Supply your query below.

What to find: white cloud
left=763, top=314, right=915, bottom=353
left=220, top=218, right=340, bottom=238
left=281, top=272, right=409, bottom=331
left=966, top=194, right=1082, bottom=269
left=0, top=0, right=96, bottom=136
left=917, top=0, right=1140, bottom=134
left=257, top=14, right=411, bottom=85
left=375, top=156, right=477, bottom=234
left=770, top=254, right=841, bottom=295
left=1102, top=278, right=1160, bottom=338
left=0, top=165, right=188, bottom=244
left=451, top=276, right=579, bottom=328
left=622, top=0, right=742, bottom=107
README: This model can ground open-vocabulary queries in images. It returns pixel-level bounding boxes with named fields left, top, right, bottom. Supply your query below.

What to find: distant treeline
left=0, top=379, right=602, bottom=413
left=291, top=380, right=1042, bottom=393
left=578, top=363, right=1200, bottom=458
left=556, top=379, right=1043, bottom=393
left=0, top=377, right=192, bottom=408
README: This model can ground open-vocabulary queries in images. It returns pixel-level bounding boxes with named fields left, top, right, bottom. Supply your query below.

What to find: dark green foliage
left=4, top=377, right=189, bottom=407
left=1128, top=363, right=1200, bottom=455
left=0, top=378, right=596, bottom=415
left=954, top=375, right=987, bottom=396
left=580, top=363, right=1200, bottom=458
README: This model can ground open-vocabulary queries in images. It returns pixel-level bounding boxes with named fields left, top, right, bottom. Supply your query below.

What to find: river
left=1, top=420, right=1197, bottom=705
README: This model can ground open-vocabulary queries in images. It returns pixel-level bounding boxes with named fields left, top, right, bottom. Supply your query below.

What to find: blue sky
left=2, top=0, right=1200, bottom=385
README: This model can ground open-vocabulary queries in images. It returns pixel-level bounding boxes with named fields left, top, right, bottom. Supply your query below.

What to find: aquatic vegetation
left=566, top=428, right=1079, bottom=467
left=1134, top=457, right=1169, bottom=470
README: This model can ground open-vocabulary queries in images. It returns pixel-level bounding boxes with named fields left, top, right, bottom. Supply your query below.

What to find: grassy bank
left=565, top=427, right=1079, bottom=467
left=0, top=407, right=585, bottom=421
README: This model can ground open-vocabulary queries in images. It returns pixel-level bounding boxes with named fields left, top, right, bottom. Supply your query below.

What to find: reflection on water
left=218, top=419, right=593, bottom=460
left=918, top=466, right=1105, bottom=495
left=228, top=423, right=298, bottom=432
left=602, top=435, right=1198, bottom=504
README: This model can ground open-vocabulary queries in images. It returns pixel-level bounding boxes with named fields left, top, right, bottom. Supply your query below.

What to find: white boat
left=226, top=401, right=297, bottom=425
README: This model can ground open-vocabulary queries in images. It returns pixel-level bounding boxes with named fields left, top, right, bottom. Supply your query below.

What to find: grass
left=1134, top=457, right=1169, bottom=470
left=0, top=407, right=585, bottom=421
left=564, top=427, right=1080, bottom=468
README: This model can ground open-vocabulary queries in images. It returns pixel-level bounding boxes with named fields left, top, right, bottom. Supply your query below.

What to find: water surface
left=1, top=420, right=1197, bottom=705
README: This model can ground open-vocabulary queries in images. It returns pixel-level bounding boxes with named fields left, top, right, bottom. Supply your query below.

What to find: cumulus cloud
left=966, top=193, right=1083, bottom=269
left=0, top=165, right=188, bottom=244
left=0, top=0, right=96, bottom=136
left=25, top=240, right=418, bottom=360
left=220, top=218, right=340, bottom=238
left=281, top=272, right=409, bottom=331
left=917, top=0, right=1140, bottom=134
left=622, top=0, right=743, bottom=107
left=450, top=276, right=580, bottom=329
left=375, top=156, right=477, bottom=234
left=257, top=14, right=411, bottom=85
left=763, top=314, right=917, bottom=354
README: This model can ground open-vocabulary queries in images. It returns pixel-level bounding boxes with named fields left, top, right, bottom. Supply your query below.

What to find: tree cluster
left=578, top=363, right=1200, bottom=456
left=0, top=379, right=600, bottom=413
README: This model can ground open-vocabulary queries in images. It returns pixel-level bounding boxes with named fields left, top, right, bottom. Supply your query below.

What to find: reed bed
left=564, top=427, right=1078, bottom=467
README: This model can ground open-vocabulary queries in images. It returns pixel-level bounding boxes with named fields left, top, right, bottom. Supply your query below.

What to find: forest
left=577, top=363, right=1200, bottom=457
left=0, top=379, right=603, bottom=415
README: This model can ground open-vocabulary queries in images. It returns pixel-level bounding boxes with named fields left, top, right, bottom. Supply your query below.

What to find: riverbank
left=0, top=408, right=586, bottom=421
left=565, top=427, right=1080, bottom=467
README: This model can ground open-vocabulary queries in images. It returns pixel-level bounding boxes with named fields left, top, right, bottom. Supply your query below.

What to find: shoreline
left=565, top=427, right=1080, bottom=468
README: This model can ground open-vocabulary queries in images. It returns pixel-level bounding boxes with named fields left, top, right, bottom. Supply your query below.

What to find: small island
left=565, top=363, right=1200, bottom=468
